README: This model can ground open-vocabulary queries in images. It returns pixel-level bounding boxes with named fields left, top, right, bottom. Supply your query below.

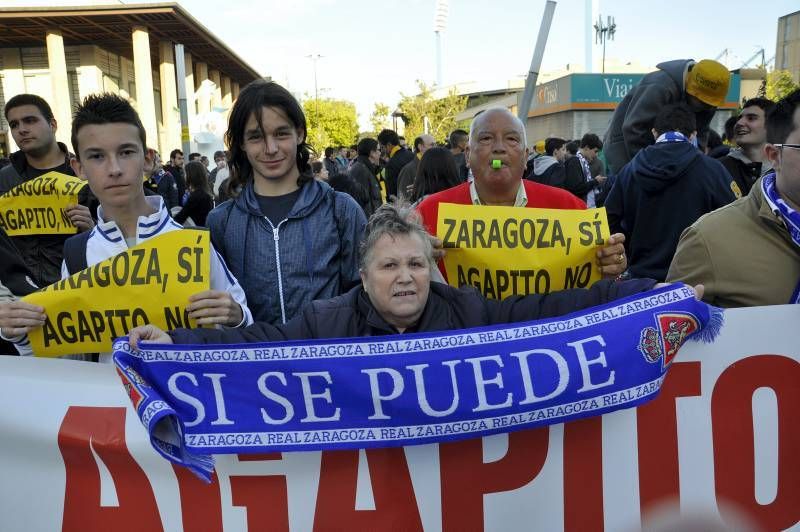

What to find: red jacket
left=416, top=180, right=586, bottom=237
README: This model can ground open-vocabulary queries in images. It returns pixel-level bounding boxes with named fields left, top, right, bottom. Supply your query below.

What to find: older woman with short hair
left=130, top=204, right=658, bottom=347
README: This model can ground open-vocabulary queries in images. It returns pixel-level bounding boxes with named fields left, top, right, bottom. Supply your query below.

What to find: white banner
left=0, top=305, right=798, bottom=531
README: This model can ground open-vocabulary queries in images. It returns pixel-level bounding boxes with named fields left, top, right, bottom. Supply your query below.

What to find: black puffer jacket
left=171, top=278, right=657, bottom=344
left=0, top=144, right=95, bottom=286
left=347, top=156, right=383, bottom=218
left=384, top=148, right=415, bottom=200
left=0, top=227, right=40, bottom=356
left=0, top=226, right=38, bottom=297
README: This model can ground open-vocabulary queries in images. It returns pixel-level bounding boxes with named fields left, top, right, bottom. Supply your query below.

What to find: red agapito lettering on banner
left=58, top=406, right=163, bottom=532
left=231, top=453, right=290, bottom=531
left=171, top=465, right=222, bottom=532
left=712, top=355, right=800, bottom=530
left=36, top=323, right=798, bottom=532
left=314, top=448, right=423, bottom=530
left=563, top=416, right=604, bottom=531
left=636, top=361, right=701, bottom=521
left=440, top=427, right=549, bottom=530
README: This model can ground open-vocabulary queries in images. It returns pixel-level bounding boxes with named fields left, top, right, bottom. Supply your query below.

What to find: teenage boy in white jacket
left=0, top=93, right=252, bottom=359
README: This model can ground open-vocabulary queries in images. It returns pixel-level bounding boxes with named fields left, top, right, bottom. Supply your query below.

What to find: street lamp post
left=306, top=54, right=323, bottom=147
left=434, top=0, right=448, bottom=87
left=305, top=53, right=323, bottom=126
left=593, top=15, right=616, bottom=73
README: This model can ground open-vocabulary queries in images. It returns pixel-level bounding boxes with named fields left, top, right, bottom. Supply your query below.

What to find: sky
left=8, top=0, right=800, bottom=130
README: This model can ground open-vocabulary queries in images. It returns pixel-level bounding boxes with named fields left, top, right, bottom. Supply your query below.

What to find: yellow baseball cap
left=685, top=59, right=730, bottom=107
left=534, top=139, right=546, bottom=154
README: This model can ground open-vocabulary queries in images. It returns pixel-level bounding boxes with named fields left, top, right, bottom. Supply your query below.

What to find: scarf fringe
left=183, top=450, right=216, bottom=483
left=692, top=306, right=725, bottom=344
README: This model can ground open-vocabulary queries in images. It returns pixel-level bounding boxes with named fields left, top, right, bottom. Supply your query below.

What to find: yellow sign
left=437, top=203, right=610, bottom=299
left=378, top=169, right=387, bottom=203
left=0, top=171, right=87, bottom=236
left=24, top=229, right=211, bottom=357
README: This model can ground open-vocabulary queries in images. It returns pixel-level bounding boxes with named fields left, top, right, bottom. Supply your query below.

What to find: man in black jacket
left=396, top=134, right=435, bottom=201
left=563, top=133, right=607, bottom=206
left=323, top=147, right=340, bottom=178
left=528, top=137, right=567, bottom=187
left=143, top=148, right=179, bottom=210
left=0, top=94, right=95, bottom=287
left=719, top=97, right=774, bottom=196
left=449, top=129, right=470, bottom=182
left=163, top=148, right=187, bottom=201
left=347, top=138, right=383, bottom=218
left=377, top=129, right=414, bottom=201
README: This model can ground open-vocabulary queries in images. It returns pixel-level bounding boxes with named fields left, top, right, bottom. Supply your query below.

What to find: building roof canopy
left=0, top=3, right=260, bottom=85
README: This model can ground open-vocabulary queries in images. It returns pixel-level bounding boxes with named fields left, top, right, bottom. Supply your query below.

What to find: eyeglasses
left=774, top=144, right=800, bottom=151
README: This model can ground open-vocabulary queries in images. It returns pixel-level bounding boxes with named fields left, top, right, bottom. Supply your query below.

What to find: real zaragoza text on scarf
left=114, top=283, right=720, bottom=481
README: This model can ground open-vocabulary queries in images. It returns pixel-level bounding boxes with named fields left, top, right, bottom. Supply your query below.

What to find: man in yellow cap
left=604, top=59, right=730, bottom=175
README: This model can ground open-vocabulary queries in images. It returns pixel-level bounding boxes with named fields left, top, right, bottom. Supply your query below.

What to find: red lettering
left=636, top=362, right=701, bottom=518
left=712, top=355, right=800, bottom=530
left=231, top=477, right=288, bottom=530
left=314, top=448, right=422, bottom=530
left=58, top=406, right=163, bottom=532
left=230, top=453, right=289, bottom=531
left=564, top=416, right=604, bottom=531
left=172, top=465, right=222, bottom=532
left=440, top=428, right=549, bottom=530
left=238, top=452, right=282, bottom=461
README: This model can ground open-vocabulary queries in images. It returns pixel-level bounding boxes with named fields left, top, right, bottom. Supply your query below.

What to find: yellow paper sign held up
left=24, top=229, right=211, bottom=357
left=437, top=203, right=610, bottom=299
left=0, top=171, right=87, bottom=236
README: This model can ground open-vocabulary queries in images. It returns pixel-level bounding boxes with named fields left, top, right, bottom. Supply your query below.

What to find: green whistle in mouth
left=492, top=159, right=502, bottom=169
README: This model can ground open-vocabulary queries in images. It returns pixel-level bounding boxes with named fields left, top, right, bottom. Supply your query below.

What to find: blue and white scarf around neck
left=655, top=131, right=689, bottom=144
left=576, top=152, right=596, bottom=208
left=761, top=171, right=800, bottom=303
left=114, top=284, right=723, bottom=482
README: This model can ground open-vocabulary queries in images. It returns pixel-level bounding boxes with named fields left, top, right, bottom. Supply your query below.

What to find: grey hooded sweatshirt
left=603, top=59, right=718, bottom=175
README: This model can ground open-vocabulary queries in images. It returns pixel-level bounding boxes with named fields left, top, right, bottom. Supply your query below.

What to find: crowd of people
left=0, top=55, right=798, bottom=357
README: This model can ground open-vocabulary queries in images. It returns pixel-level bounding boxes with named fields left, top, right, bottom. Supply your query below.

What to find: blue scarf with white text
left=761, top=171, right=800, bottom=303
left=655, top=131, right=688, bottom=144
left=114, top=283, right=722, bottom=481
left=576, top=151, right=596, bottom=207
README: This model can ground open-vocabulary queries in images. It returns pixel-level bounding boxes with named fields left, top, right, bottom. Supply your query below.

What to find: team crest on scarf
left=116, top=366, right=147, bottom=410
left=638, top=313, right=699, bottom=368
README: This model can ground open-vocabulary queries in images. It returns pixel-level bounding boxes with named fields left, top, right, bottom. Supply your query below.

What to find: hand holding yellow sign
left=437, top=203, right=610, bottom=299
left=23, top=229, right=211, bottom=357
left=0, top=171, right=87, bottom=236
